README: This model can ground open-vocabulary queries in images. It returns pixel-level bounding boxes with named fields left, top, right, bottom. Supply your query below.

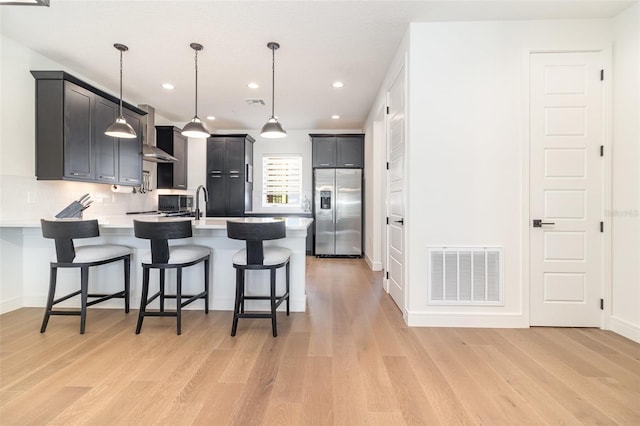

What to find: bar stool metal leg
left=124, top=255, right=131, bottom=313
left=159, top=269, right=165, bottom=313
left=176, top=267, right=182, bottom=335
left=41, top=266, right=58, bottom=333
left=80, top=266, right=89, bottom=334
left=204, top=258, right=210, bottom=314
left=270, top=267, right=277, bottom=337
left=136, top=267, right=150, bottom=334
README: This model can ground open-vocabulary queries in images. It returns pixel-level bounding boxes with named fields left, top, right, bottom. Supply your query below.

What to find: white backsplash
left=0, top=174, right=158, bottom=221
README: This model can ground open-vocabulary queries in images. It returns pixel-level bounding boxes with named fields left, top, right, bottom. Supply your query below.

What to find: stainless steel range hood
left=138, top=104, right=177, bottom=163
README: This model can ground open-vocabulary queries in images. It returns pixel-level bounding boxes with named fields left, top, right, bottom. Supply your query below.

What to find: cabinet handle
left=177, top=184, right=186, bottom=188
left=229, top=170, right=240, bottom=174
left=99, top=175, right=115, bottom=180
left=344, top=163, right=355, bottom=166
left=124, top=178, right=138, bottom=182
left=210, top=170, right=222, bottom=174
left=320, top=163, right=330, bottom=166
left=230, top=175, right=240, bottom=178
left=70, top=172, right=89, bottom=177
left=210, top=175, right=221, bottom=179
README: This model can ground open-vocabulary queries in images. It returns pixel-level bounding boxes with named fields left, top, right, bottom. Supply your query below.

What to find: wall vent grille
left=428, top=247, right=503, bottom=306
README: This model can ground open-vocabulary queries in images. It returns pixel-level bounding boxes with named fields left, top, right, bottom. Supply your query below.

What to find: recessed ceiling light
left=248, top=82, right=259, bottom=89
left=332, top=81, right=344, bottom=88
left=162, top=83, right=174, bottom=90
left=331, top=115, right=340, bottom=120
left=206, top=116, right=216, bottom=121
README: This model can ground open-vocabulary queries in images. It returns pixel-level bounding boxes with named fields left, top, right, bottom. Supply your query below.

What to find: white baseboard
left=609, top=316, right=640, bottom=343
left=0, top=296, right=22, bottom=314
left=364, top=254, right=383, bottom=271
left=407, top=310, right=527, bottom=328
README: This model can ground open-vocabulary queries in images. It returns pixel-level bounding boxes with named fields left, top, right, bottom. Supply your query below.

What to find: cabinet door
left=312, top=137, right=336, bottom=167
left=206, top=174, right=226, bottom=216
left=226, top=138, right=245, bottom=174
left=94, top=97, right=118, bottom=182
left=118, top=109, right=142, bottom=185
left=172, top=130, right=188, bottom=189
left=207, top=138, right=225, bottom=174
left=337, top=135, right=364, bottom=167
left=64, top=82, right=93, bottom=179
left=227, top=173, right=245, bottom=216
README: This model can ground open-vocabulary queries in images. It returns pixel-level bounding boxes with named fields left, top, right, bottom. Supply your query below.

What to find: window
left=262, top=155, right=302, bottom=207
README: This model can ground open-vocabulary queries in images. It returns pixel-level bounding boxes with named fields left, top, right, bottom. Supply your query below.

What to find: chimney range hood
left=138, top=104, right=177, bottom=163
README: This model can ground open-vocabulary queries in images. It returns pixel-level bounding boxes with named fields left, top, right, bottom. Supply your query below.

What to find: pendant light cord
left=194, top=48, right=199, bottom=118
left=271, top=46, right=275, bottom=118
left=118, top=49, right=123, bottom=118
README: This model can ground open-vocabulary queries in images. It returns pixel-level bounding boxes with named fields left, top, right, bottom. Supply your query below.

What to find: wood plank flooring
left=1, top=257, right=638, bottom=425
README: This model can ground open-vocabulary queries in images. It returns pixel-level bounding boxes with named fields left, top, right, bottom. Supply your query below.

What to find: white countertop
left=0, top=216, right=313, bottom=231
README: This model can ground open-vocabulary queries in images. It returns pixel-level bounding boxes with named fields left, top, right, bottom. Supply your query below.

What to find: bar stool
left=40, top=219, right=131, bottom=334
left=227, top=219, right=290, bottom=337
left=133, top=220, right=210, bottom=335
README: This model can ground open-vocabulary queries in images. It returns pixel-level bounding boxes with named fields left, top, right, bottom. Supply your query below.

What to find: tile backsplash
left=0, top=174, right=157, bottom=221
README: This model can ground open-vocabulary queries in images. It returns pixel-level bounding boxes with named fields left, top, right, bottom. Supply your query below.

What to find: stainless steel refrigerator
left=314, top=168, right=362, bottom=256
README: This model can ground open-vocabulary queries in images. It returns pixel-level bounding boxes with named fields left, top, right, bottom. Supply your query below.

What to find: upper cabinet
left=31, top=71, right=145, bottom=186
left=310, top=134, right=364, bottom=168
left=156, top=126, right=188, bottom=189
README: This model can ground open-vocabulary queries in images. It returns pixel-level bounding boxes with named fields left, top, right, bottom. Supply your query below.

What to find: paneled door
left=530, top=51, right=605, bottom=326
left=386, top=65, right=406, bottom=313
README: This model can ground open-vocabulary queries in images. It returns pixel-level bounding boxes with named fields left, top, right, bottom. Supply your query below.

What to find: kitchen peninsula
left=0, top=216, right=312, bottom=314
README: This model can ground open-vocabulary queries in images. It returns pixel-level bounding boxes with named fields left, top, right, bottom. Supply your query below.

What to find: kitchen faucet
left=195, top=185, right=208, bottom=220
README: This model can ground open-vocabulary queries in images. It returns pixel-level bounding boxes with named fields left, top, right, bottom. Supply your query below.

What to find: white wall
left=610, top=3, right=640, bottom=342
left=0, top=34, right=161, bottom=223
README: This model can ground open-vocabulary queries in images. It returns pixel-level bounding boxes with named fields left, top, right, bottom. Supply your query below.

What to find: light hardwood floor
left=1, top=257, right=639, bottom=425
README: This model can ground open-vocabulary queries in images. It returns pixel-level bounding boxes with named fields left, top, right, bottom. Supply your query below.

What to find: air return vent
left=428, top=247, right=503, bottom=306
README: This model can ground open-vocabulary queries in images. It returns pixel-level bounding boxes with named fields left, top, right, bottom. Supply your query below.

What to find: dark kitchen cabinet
left=31, top=71, right=145, bottom=186
left=206, top=134, right=254, bottom=216
left=156, top=126, right=188, bottom=189
left=310, top=134, right=364, bottom=168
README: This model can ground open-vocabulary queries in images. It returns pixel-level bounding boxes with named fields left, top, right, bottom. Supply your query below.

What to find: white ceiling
left=1, top=0, right=633, bottom=130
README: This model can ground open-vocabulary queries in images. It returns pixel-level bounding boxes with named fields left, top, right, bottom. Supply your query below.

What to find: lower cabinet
left=206, top=174, right=246, bottom=217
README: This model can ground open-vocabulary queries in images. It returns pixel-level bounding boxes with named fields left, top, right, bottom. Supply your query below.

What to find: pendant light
left=260, top=42, right=287, bottom=138
left=181, top=43, right=210, bottom=138
left=105, top=43, right=137, bottom=139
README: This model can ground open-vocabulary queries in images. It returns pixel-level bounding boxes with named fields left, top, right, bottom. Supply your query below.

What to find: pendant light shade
left=260, top=42, right=287, bottom=139
left=105, top=43, right=137, bottom=139
left=182, top=43, right=210, bottom=139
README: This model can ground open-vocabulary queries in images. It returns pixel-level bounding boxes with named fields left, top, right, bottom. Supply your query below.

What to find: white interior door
left=386, top=66, right=406, bottom=312
left=530, top=51, right=604, bottom=327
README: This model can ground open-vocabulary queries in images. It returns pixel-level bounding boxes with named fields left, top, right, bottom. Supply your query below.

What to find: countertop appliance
left=158, top=194, right=193, bottom=214
left=314, top=168, right=362, bottom=256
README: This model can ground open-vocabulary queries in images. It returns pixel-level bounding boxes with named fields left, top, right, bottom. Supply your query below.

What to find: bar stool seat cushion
left=232, top=246, right=291, bottom=266
left=140, top=245, right=210, bottom=265
left=52, top=244, right=132, bottom=263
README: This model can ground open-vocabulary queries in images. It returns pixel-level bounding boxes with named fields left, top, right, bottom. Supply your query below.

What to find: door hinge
left=600, top=221, right=604, bottom=233
left=600, top=69, right=604, bottom=81
left=600, top=298, right=604, bottom=310
left=600, top=145, right=604, bottom=157
left=386, top=217, right=389, bottom=225
left=386, top=271, right=389, bottom=280
left=386, top=106, right=390, bottom=115
left=386, top=161, right=390, bottom=170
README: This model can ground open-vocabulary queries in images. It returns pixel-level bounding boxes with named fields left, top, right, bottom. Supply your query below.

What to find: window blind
left=262, top=156, right=302, bottom=206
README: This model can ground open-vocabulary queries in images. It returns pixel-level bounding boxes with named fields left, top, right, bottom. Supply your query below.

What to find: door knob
left=394, top=219, right=404, bottom=225
left=533, top=219, right=555, bottom=227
